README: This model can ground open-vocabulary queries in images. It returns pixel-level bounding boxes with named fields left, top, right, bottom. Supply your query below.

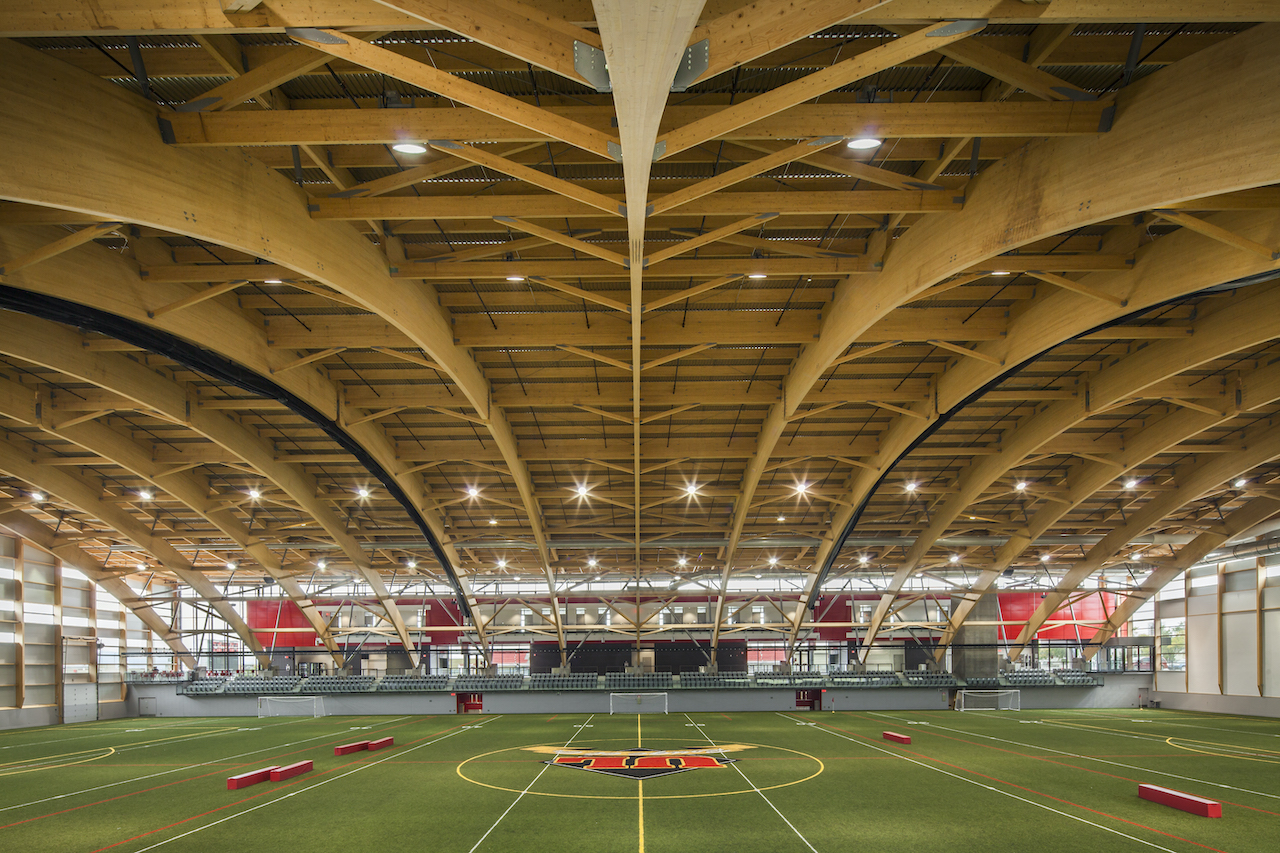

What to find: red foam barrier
left=367, top=737, right=394, bottom=751
left=334, top=740, right=371, bottom=756
left=1139, top=784, right=1221, bottom=817
left=882, top=731, right=912, bottom=745
left=227, top=766, right=278, bottom=790
left=270, top=760, right=313, bottom=781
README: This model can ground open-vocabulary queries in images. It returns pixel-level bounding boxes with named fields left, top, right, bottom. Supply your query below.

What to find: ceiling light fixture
left=248, top=489, right=260, bottom=499
left=498, top=559, right=507, bottom=568
left=317, top=559, right=327, bottom=570
left=263, top=278, right=283, bottom=284
left=905, top=482, right=917, bottom=493
left=357, top=488, right=370, bottom=498
left=225, top=561, right=237, bottom=570
left=768, top=556, right=778, bottom=565
left=588, top=558, right=598, bottom=567
left=677, top=557, right=687, bottom=566
left=748, top=273, right=767, bottom=279
left=488, top=517, right=498, bottom=525
left=1015, top=481, right=1027, bottom=491
left=577, top=485, right=589, bottom=497
left=991, top=270, right=1011, bottom=276
left=859, top=555, right=869, bottom=565
left=392, top=142, right=428, bottom=154
left=138, top=490, right=152, bottom=501
left=136, top=562, right=146, bottom=571
left=949, top=554, right=960, bottom=564
left=467, top=487, right=479, bottom=497
left=1040, top=554, right=1051, bottom=563
left=1125, top=479, right=1139, bottom=490
left=30, top=491, right=43, bottom=501
left=407, top=560, right=417, bottom=569
left=1234, top=478, right=1247, bottom=488
left=506, top=275, right=525, bottom=282
left=795, top=482, right=808, bottom=494
left=846, top=137, right=882, bottom=150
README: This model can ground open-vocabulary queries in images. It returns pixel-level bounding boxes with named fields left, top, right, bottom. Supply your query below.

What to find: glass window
left=1159, top=617, right=1186, bottom=670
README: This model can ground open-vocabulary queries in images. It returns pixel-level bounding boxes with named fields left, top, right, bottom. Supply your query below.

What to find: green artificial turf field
left=1, top=708, right=1278, bottom=852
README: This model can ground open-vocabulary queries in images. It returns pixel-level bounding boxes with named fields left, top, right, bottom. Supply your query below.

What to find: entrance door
left=63, top=683, right=98, bottom=724
left=795, top=689, right=822, bottom=711
left=456, top=692, right=484, bottom=714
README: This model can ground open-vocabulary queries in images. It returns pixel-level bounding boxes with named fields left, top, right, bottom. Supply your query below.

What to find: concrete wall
left=119, top=675, right=1152, bottom=720
left=0, top=697, right=131, bottom=731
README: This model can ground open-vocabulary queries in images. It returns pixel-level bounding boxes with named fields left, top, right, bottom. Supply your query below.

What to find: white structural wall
left=1152, top=551, right=1280, bottom=716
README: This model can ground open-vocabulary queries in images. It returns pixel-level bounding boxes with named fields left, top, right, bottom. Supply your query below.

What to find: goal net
left=609, top=692, right=668, bottom=714
left=258, top=696, right=327, bottom=717
left=956, top=689, right=1020, bottom=711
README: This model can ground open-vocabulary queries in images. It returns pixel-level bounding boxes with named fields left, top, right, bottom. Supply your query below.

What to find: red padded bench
left=883, top=731, right=912, bottom=745
left=334, top=740, right=371, bottom=756
left=227, top=766, right=278, bottom=790
left=270, top=760, right=313, bottom=781
left=1139, top=784, right=1222, bottom=817
left=368, top=737, right=394, bottom=751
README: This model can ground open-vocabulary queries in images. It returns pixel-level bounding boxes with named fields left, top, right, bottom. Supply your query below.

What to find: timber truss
left=1, top=2, right=1279, bottom=667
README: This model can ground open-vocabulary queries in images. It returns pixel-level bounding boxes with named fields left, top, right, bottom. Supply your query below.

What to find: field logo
left=523, top=745, right=753, bottom=780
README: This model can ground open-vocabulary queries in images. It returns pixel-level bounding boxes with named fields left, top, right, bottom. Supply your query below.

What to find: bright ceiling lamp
left=748, top=273, right=768, bottom=279
left=846, top=138, right=882, bottom=150
left=392, top=142, right=428, bottom=154
left=506, top=275, right=525, bottom=282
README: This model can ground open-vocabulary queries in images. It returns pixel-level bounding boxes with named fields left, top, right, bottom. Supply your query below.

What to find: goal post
left=608, top=692, right=669, bottom=714
left=258, top=696, right=327, bottom=717
left=956, top=689, right=1020, bottom=711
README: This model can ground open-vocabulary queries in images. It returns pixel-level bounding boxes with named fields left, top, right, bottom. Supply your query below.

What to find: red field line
left=546, top=715, right=558, bottom=722
left=820, top=720, right=1230, bottom=853
left=1, top=717, right=429, bottom=832
left=87, top=718, right=486, bottom=853
left=719, top=713, right=733, bottom=721
left=908, top=723, right=1280, bottom=818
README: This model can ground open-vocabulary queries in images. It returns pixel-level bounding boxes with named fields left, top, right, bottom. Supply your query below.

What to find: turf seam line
left=466, top=715, right=593, bottom=853
left=684, top=714, right=818, bottom=853
left=117, top=717, right=501, bottom=853
left=778, top=714, right=1187, bottom=853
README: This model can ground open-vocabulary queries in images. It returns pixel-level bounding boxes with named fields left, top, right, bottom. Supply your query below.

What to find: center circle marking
left=456, top=738, right=824, bottom=799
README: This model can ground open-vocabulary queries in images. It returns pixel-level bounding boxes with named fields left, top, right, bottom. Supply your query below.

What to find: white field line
left=686, top=714, right=818, bottom=853
left=873, top=711, right=1280, bottom=802
left=0, top=716, right=410, bottom=814
left=466, top=714, right=595, bottom=853
left=130, top=715, right=504, bottom=853
left=0, top=718, right=221, bottom=750
left=778, top=714, right=1184, bottom=853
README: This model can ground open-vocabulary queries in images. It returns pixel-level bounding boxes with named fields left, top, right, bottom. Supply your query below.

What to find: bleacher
left=963, top=676, right=1003, bottom=688
left=904, top=671, right=958, bottom=687
left=182, top=676, right=227, bottom=695
left=604, top=672, right=674, bottom=691
left=377, top=674, right=450, bottom=692
left=1054, top=670, right=1101, bottom=686
left=301, top=675, right=375, bottom=693
left=529, top=673, right=599, bottom=691
left=1005, top=669, right=1055, bottom=686
left=827, top=671, right=902, bottom=688
left=453, top=673, right=525, bottom=691
left=678, top=673, right=752, bottom=689
left=224, top=675, right=300, bottom=694
left=754, top=671, right=825, bottom=687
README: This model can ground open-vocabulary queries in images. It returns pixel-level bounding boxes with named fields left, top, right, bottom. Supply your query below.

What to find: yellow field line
left=1053, top=719, right=1280, bottom=755
left=1163, top=737, right=1280, bottom=764
left=0, top=747, right=116, bottom=777
left=637, top=714, right=645, bottom=853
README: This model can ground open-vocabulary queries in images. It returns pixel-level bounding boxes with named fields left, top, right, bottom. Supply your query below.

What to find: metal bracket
left=607, top=140, right=623, bottom=162
left=927, top=20, right=987, bottom=37
left=652, top=140, right=666, bottom=162
left=574, top=41, right=611, bottom=93
left=671, top=39, right=709, bottom=92
left=284, top=27, right=349, bottom=45
left=809, top=136, right=842, bottom=146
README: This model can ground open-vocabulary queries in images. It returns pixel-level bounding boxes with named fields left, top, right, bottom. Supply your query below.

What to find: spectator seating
left=529, top=673, right=599, bottom=690
left=224, top=675, right=300, bottom=694
left=903, top=672, right=958, bottom=687
left=182, top=676, right=227, bottom=695
left=604, top=672, right=674, bottom=691
left=827, top=671, right=901, bottom=688
left=301, top=675, right=376, bottom=693
left=963, top=676, right=1002, bottom=688
left=1054, top=670, right=1101, bottom=686
left=678, top=673, right=752, bottom=689
left=1005, top=669, right=1055, bottom=686
left=453, top=673, right=525, bottom=691
left=754, top=671, right=825, bottom=687
left=377, top=674, right=451, bottom=692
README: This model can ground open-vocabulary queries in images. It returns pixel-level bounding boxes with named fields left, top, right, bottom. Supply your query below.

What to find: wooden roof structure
left=1, top=1, right=1279, bottom=668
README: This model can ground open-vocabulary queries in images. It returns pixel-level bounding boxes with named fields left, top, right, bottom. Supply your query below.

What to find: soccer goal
left=956, top=689, right=1020, bottom=711
left=258, top=696, right=327, bottom=717
left=609, top=692, right=668, bottom=714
